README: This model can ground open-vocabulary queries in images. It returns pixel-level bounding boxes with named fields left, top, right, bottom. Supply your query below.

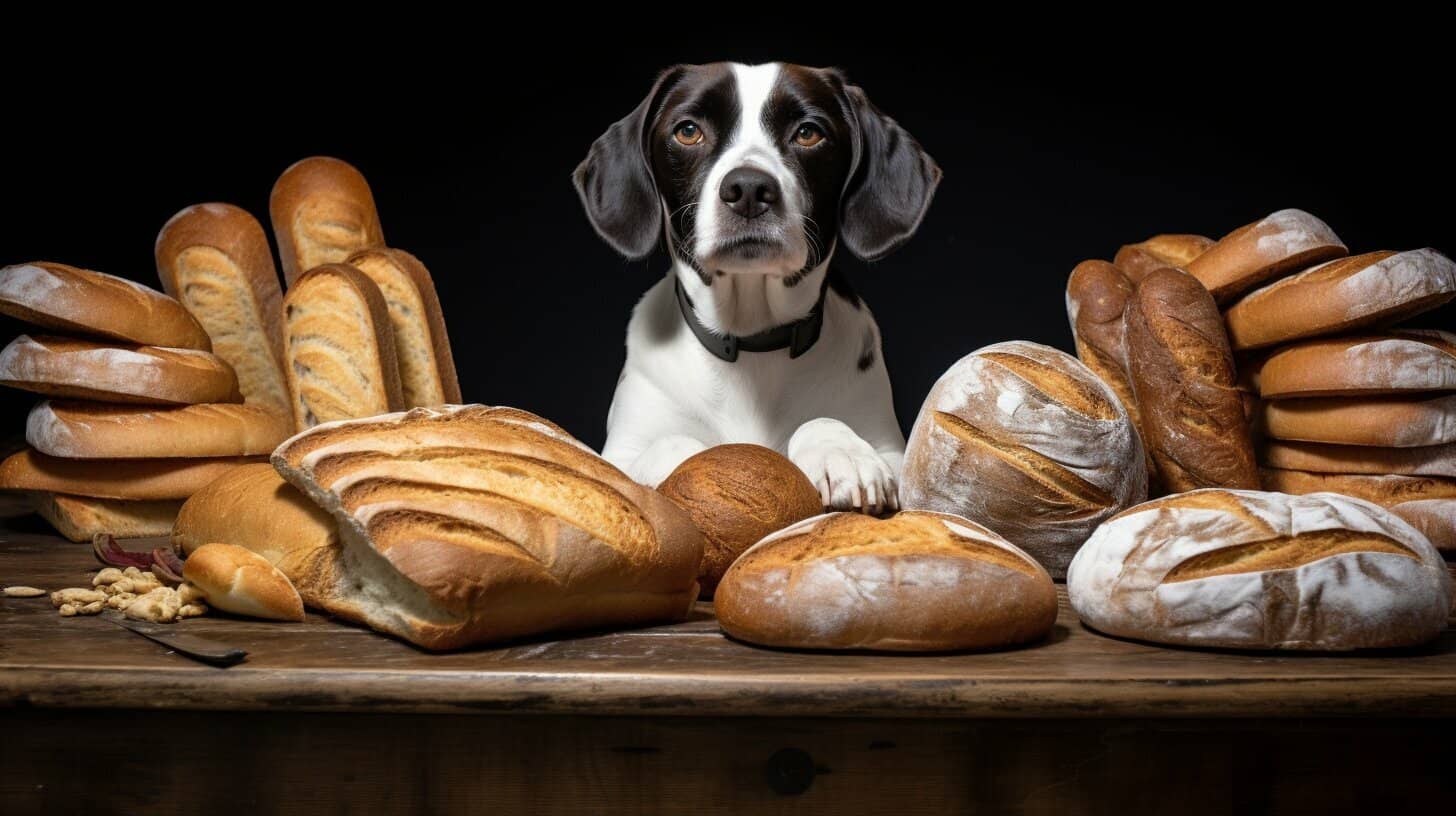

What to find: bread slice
left=282, top=264, right=404, bottom=431
left=345, top=248, right=460, bottom=406
left=155, top=203, right=290, bottom=413
left=270, top=157, right=385, bottom=284
left=0, top=449, right=264, bottom=500
left=0, top=261, right=211, bottom=350
left=1185, top=209, right=1346, bottom=304
left=0, top=334, right=241, bottom=405
left=29, top=492, right=182, bottom=542
left=27, top=400, right=291, bottom=459
left=183, top=542, right=305, bottom=621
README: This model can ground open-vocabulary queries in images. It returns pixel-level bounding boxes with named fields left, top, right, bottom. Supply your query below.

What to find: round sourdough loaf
left=1259, top=394, right=1456, bottom=448
left=1255, top=331, right=1456, bottom=398
left=714, top=511, right=1057, bottom=651
left=658, top=444, right=823, bottom=597
left=1185, top=209, right=1346, bottom=303
left=0, top=335, right=241, bottom=405
left=270, top=157, right=385, bottom=284
left=899, top=340, right=1146, bottom=576
left=1113, top=233, right=1214, bottom=283
left=1067, top=489, right=1452, bottom=650
left=27, top=401, right=291, bottom=459
left=0, top=261, right=211, bottom=350
left=183, top=542, right=305, bottom=622
left=1260, top=438, right=1456, bottom=478
left=1224, top=249, right=1456, bottom=351
left=1260, top=468, right=1456, bottom=554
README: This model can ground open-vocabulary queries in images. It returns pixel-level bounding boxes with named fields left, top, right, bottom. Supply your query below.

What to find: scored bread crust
left=1256, top=330, right=1456, bottom=398
left=0, top=261, right=212, bottom=351
left=30, top=493, right=182, bottom=543
left=345, top=248, right=461, bottom=405
left=183, top=542, right=305, bottom=622
left=282, top=264, right=405, bottom=431
left=1224, top=249, right=1456, bottom=352
left=269, top=405, right=704, bottom=650
left=714, top=510, right=1057, bottom=651
left=270, top=157, right=385, bottom=285
left=1261, top=438, right=1456, bottom=478
left=0, top=449, right=263, bottom=500
left=155, top=203, right=289, bottom=413
left=1260, top=393, right=1456, bottom=448
left=1260, top=468, right=1456, bottom=554
left=1066, top=488, right=1452, bottom=650
left=0, top=334, right=241, bottom=405
left=27, top=400, right=291, bottom=459
left=1185, top=209, right=1347, bottom=304
left=1113, top=234, right=1215, bottom=283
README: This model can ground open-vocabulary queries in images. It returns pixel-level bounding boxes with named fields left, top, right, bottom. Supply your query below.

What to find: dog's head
left=574, top=63, right=940, bottom=280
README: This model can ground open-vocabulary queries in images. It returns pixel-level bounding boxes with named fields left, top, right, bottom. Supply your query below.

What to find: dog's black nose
left=719, top=167, right=780, bottom=219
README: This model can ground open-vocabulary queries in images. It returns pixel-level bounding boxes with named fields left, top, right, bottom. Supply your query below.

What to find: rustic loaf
left=0, top=334, right=240, bottom=405
left=1260, top=468, right=1456, bottom=554
left=270, top=157, right=385, bottom=284
left=1259, top=394, right=1456, bottom=448
left=1113, top=234, right=1214, bottom=283
left=155, top=203, right=290, bottom=413
left=27, top=401, right=291, bottom=459
left=1185, top=209, right=1346, bottom=303
left=899, top=341, right=1146, bottom=576
left=0, top=261, right=211, bottom=350
left=715, top=511, right=1057, bottom=651
left=345, top=248, right=460, bottom=406
left=1065, top=260, right=1153, bottom=482
left=29, top=493, right=182, bottom=542
left=1255, top=330, right=1456, bottom=398
left=183, top=542, right=306, bottom=622
left=1066, top=489, right=1452, bottom=650
left=0, top=449, right=262, bottom=500
left=1261, top=439, right=1456, bottom=478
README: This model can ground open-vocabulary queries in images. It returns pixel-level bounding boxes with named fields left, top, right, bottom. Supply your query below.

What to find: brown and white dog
left=574, top=62, right=939, bottom=513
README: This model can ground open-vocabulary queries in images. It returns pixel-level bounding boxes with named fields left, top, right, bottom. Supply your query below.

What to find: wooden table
left=2, top=520, right=1453, bottom=814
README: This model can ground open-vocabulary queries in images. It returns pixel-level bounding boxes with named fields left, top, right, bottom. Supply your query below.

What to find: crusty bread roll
left=1260, top=468, right=1456, bottom=554
left=1261, top=438, right=1456, bottom=478
left=155, top=203, right=290, bottom=413
left=344, top=248, right=460, bottom=406
left=1260, top=394, right=1456, bottom=448
left=1125, top=267, right=1258, bottom=492
left=270, top=157, right=385, bottom=285
left=658, top=444, right=823, bottom=597
left=715, top=511, right=1057, bottom=651
left=183, top=542, right=305, bottom=622
left=1185, top=209, right=1346, bottom=304
left=1224, top=249, right=1456, bottom=351
left=1113, top=234, right=1214, bottom=283
left=270, top=405, right=704, bottom=650
left=1065, top=260, right=1153, bottom=482
left=282, top=264, right=404, bottom=430
left=29, top=492, right=182, bottom=542
left=0, top=449, right=263, bottom=500
left=1256, top=330, right=1456, bottom=398
left=0, top=334, right=241, bottom=406
left=0, top=261, right=211, bottom=350
left=899, top=341, right=1146, bottom=577
left=27, top=401, right=291, bottom=459
left=1067, top=489, right=1452, bottom=650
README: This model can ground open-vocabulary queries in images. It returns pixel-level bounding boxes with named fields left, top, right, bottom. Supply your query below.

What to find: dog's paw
left=787, top=418, right=898, bottom=515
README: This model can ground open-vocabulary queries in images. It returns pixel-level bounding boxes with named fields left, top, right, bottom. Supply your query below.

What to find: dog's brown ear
left=838, top=83, right=941, bottom=262
left=573, top=67, right=683, bottom=260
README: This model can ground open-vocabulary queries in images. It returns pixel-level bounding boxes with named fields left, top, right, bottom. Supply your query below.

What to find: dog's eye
left=673, top=122, right=704, bottom=146
left=793, top=124, right=825, bottom=147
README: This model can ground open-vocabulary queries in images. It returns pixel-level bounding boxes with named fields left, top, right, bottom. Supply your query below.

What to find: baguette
left=0, top=449, right=263, bottom=500
left=270, top=157, right=385, bottom=284
left=0, top=262, right=211, bottom=350
left=27, top=401, right=291, bottom=459
left=29, top=493, right=182, bottom=542
left=345, top=248, right=460, bottom=406
left=183, top=542, right=305, bottom=622
left=1255, top=330, right=1456, bottom=398
left=1113, top=234, right=1214, bottom=283
left=1260, top=394, right=1456, bottom=448
left=1065, top=260, right=1153, bottom=482
left=1185, top=209, right=1346, bottom=303
left=0, top=335, right=241, bottom=405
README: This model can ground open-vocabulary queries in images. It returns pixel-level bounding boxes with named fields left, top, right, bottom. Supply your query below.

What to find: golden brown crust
left=1186, top=209, right=1346, bottom=304
left=1261, top=439, right=1456, bottom=478
left=344, top=248, right=461, bottom=405
left=0, top=334, right=241, bottom=405
left=0, top=261, right=211, bottom=350
left=269, top=157, right=385, bottom=285
left=29, top=493, right=182, bottom=543
left=26, top=400, right=291, bottom=459
left=183, top=542, right=306, bottom=622
left=0, top=449, right=264, bottom=500
left=1259, top=394, right=1456, bottom=448
left=1113, top=234, right=1215, bottom=283
left=1256, top=331, right=1456, bottom=398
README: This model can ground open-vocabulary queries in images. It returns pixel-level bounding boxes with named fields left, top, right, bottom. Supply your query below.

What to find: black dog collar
left=674, top=276, right=826, bottom=362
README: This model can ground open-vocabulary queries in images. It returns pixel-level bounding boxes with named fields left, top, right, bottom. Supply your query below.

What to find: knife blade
left=101, top=610, right=248, bottom=667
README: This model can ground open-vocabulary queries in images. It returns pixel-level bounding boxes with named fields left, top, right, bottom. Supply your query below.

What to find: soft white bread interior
left=30, top=492, right=182, bottom=542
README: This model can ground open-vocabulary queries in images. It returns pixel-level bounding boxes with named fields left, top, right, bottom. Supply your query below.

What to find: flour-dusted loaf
left=1065, top=260, right=1152, bottom=482
left=270, top=157, right=385, bottom=284
left=1185, top=209, right=1346, bottom=304
left=281, top=264, right=404, bottom=430
left=1261, top=438, right=1456, bottom=479
left=1256, top=330, right=1456, bottom=398
left=1259, top=394, right=1456, bottom=448
left=1260, top=468, right=1456, bottom=554
left=27, top=401, right=291, bottom=459
left=715, top=511, right=1057, bottom=651
left=0, top=449, right=262, bottom=501
left=0, top=261, right=211, bottom=350
left=30, top=493, right=182, bottom=542
left=0, top=335, right=240, bottom=405
left=183, top=542, right=305, bottom=622
left=1066, top=489, right=1452, bottom=650
left=1224, top=249, right=1456, bottom=351
left=269, top=405, right=704, bottom=650
left=899, top=341, right=1146, bottom=576
left=1125, top=267, right=1258, bottom=492
left=155, top=203, right=290, bottom=413
left=1113, top=234, right=1214, bottom=283
left=344, top=248, right=460, bottom=406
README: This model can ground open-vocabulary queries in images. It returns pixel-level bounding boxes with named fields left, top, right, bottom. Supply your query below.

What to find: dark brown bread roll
left=1113, top=234, right=1214, bottom=283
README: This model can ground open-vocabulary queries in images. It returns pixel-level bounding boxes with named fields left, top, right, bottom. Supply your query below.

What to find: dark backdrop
left=3, top=33, right=1451, bottom=449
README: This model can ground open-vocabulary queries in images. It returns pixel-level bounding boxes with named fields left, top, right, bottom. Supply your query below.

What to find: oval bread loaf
left=0, top=334, right=240, bottom=405
left=1260, top=438, right=1456, bottom=478
left=1260, top=468, right=1456, bottom=554
left=0, top=261, right=211, bottom=350
left=1185, top=209, right=1346, bottom=303
left=1259, top=394, right=1456, bottom=448
left=27, top=400, right=291, bottom=459
left=345, top=248, right=460, bottom=407
left=0, top=449, right=263, bottom=500
left=270, top=157, right=385, bottom=285
left=1255, top=330, right=1456, bottom=398
left=183, top=542, right=306, bottom=622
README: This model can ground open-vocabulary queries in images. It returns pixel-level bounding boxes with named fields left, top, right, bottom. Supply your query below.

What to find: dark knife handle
left=102, top=611, right=248, bottom=667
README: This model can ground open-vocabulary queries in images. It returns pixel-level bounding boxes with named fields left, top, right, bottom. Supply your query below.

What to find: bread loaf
left=282, top=264, right=404, bottom=430
left=155, top=203, right=290, bottom=413
left=658, top=444, right=823, bottom=597
left=270, top=157, right=385, bottom=284
left=0, top=262, right=211, bottom=350
left=270, top=405, right=704, bottom=650
left=715, top=510, right=1057, bottom=651
left=1256, top=330, right=1456, bottom=398
left=1125, top=267, right=1258, bottom=492
left=1261, top=438, right=1456, bottom=478
left=183, top=542, right=305, bottom=622
left=30, top=493, right=182, bottom=542
left=1185, top=209, right=1346, bottom=303
left=0, top=335, right=240, bottom=405
left=0, top=449, right=263, bottom=500
left=27, top=401, right=290, bottom=459
left=899, top=341, right=1146, bottom=576
left=1260, top=468, right=1456, bottom=554
left=1260, top=394, right=1456, bottom=448
left=1066, top=489, right=1452, bottom=650
left=345, top=248, right=460, bottom=406
left=1113, top=234, right=1214, bottom=283
left=1065, top=260, right=1153, bottom=482
left=1224, top=249, right=1456, bottom=351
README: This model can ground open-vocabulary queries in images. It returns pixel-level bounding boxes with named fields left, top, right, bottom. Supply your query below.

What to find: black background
left=3, top=31, right=1451, bottom=450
